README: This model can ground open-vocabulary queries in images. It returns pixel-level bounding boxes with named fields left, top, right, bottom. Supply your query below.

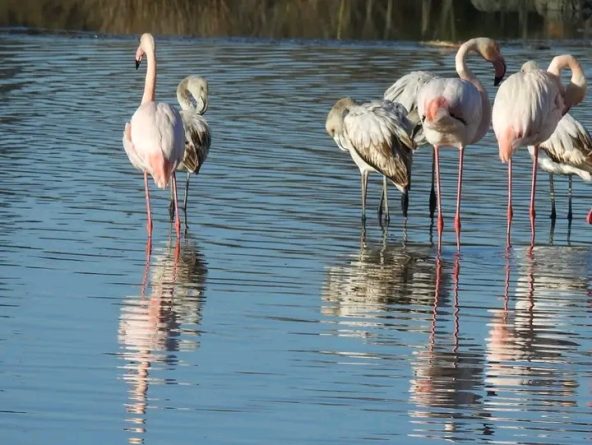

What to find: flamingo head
left=178, top=76, right=209, bottom=114
left=476, top=38, right=506, bottom=86
left=326, top=97, right=355, bottom=151
left=135, top=33, right=155, bottom=70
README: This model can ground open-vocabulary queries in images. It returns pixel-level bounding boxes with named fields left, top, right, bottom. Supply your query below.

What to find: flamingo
left=492, top=55, right=587, bottom=246
left=385, top=71, right=436, bottom=216
left=416, top=37, right=507, bottom=249
left=123, top=33, right=185, bottom=239
left=169, top=75, right=211, bottom=229
left=325, top=98, right=415, bottom=223
left=521, top=61, right=592, bottom=222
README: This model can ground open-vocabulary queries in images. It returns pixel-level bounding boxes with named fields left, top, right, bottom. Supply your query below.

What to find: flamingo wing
left=384, top=71, right=435, bottom=145
left=418, top=78, right=483, bottom=144
left=539, top=113, right=592, bottom=172
left=179, top=110, right=211, bottom=174
left=343, top=102, right=415, bottom=191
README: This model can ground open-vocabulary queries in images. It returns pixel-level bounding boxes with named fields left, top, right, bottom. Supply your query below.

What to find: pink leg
left=171, top=172, right=181, bottom=238
left=144, top=172, right=153, bottom=237
left=454, top=146, right=464, bottom=249
left=434, top=145, right=443, bottom=250
left=529, top=146, right=539, bottom=246
left=506, top=159, right=513, bottom=248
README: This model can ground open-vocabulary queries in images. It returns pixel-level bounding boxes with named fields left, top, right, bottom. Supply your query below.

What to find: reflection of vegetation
left=0, top=0, right=590, bottom=40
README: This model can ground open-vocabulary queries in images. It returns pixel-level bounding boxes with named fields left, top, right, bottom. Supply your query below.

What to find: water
left=0, top=31, right=591, bottom=444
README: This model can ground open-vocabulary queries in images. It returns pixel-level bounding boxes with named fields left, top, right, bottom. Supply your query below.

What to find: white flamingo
left=416, top=37, right=506, bottom=249
left=326, top=98, right=415, bottom=222
left=123, top=33, right=185, bottom=239
left=169, top=75, right=211, bottom=229
left=492, top=55, right=587, bottom=246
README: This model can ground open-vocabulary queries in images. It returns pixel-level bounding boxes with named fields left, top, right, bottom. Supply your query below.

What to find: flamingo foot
left=587, top=209, right=592, bottom=224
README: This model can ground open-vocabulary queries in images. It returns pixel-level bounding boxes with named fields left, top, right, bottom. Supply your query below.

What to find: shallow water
left=0, top=31, right=591, bottom=444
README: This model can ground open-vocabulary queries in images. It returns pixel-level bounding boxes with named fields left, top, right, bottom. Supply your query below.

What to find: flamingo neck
left=141, top=50, right=157, bottom=105
left=455, top=40, right=480, bottom=85
left=548, top=55, right=587, bottom=110
left=456, top=39, right=490, bottom=143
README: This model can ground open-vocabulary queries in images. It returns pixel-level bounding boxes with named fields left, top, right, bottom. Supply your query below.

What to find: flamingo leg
left=360, top=171, right=369, bottom=222
left=171, top=172, right=181, bottom=238
left=429, top=148, right=437, bottom=218
left=144, top=172, right=153, bottom=237
left=454, top=146, right=464, bottom=249
left=401, top=189, right=409, bottom=219
left=506, top=158, right=513, bottom=248
left=378, top=175, right=389, bottom=223
left=434, top=145, right=443, bottom=251
left=168, top=185, right=175, bottom=222
left=567, top=175, right=573, bottom=221
left=549, top=173, right=556, bottom=220
left=183, top=171, right=191, bottom=230
left=529, top=145, right=539, bottom=246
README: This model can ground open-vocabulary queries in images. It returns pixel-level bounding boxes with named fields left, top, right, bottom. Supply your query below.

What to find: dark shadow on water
left=117, top=236, right=207, bottom=444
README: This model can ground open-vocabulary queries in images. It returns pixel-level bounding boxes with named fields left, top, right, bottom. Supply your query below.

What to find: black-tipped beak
left=135, top=59, right=140, bottom=70
left=494, top=60, right=507, bottom=86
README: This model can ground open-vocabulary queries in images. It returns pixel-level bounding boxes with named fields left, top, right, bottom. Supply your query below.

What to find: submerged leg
left=567, top=175, right=573, bottom=221
left=429, top=148, right=436, bottom=218
left=529, top=146, right=539, bottom=246
left=454, top=146, right=464, bottom=250
left=171, top=172, right=181, bottom=238
left=144, top=172, right=153, bottom=237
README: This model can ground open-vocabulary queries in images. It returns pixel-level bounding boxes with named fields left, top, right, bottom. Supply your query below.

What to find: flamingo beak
left=494, top=59, right=507, bottom=86
left=135, top=59, right=141, bottom=70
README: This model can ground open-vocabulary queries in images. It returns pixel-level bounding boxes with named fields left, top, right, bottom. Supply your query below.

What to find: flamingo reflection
left=410, top=254, right=488, bottom=439
left=485, top=246, right=590, bottom=424
left=118, top=237, right=207, bottom=443
left=322, top=231, right=436, bottom=338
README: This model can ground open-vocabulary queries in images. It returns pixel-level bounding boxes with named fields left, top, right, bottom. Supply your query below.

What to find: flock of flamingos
left=122, top=33, right=592, bottom=250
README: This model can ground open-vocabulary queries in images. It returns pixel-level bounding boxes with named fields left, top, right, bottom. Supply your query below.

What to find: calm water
left=1, top=31, right=591, bottom=444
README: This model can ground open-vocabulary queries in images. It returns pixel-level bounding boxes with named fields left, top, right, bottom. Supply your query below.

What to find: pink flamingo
left=492, top=55, right=587, bottom=246
left=123, top=33, right=185, bottom=239
left=417, top=37, right=506, bottom=249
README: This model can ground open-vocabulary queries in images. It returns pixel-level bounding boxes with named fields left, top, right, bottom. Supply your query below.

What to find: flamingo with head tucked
left=122, top=33, right=185, bottom=239
left=326, top=98, right=415, bottom=223
left=416, top=37, right=506, bottom=249
left=169, top=75, right=211, bottom=229
left=492, top=55, right=587, bottom=246
left=521, top=60, right=592, bottom=223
